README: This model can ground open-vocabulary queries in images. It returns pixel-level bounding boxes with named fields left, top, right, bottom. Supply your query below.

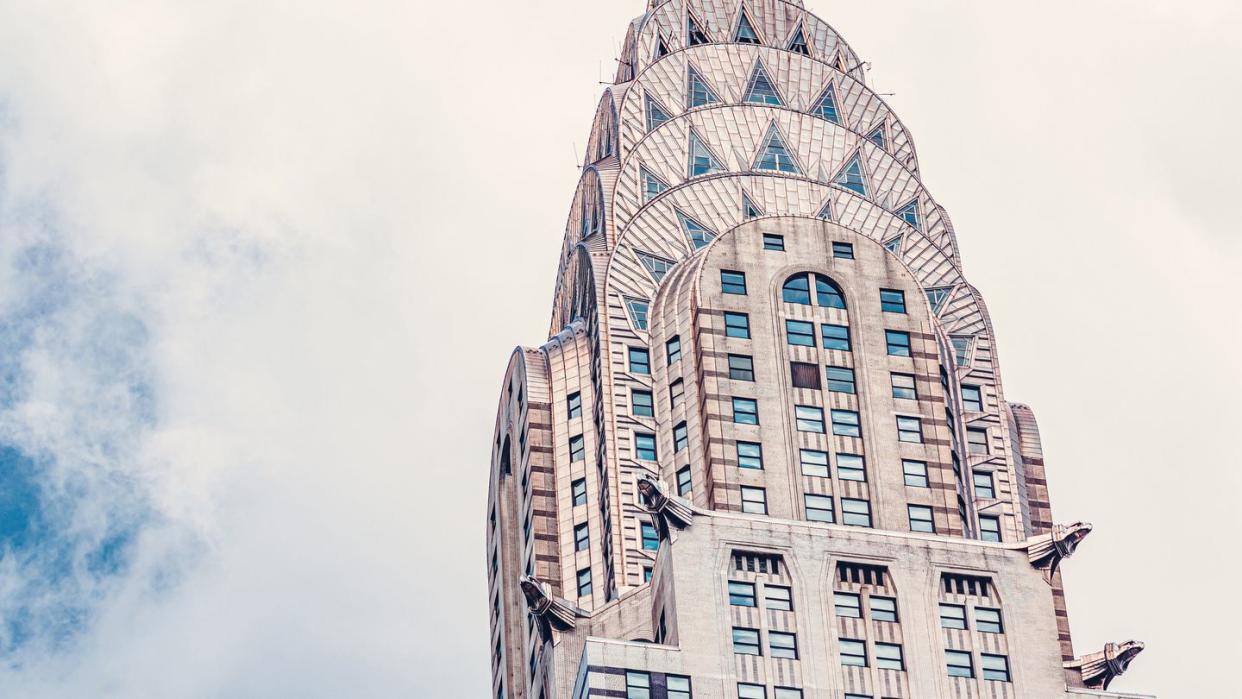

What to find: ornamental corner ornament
left=1065, top=640, right=1145, bottom=690
left=1026, top=521, right=1092, bottom=580
left=637, top=476, right=695, bottom=540
left=520, top=576, right=587, bottom=639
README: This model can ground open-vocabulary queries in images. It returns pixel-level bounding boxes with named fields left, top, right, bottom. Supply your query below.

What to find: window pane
left=880, top=288, right=907, bottom=313
left=841, top=498, right=872, bottom=527
left=840, top=639, right=867, bottom=666
left=666, top=336, right=682, bottom=365
left=814, top=275, right=846, bottom=308
left=976, top=607, right=1003, bottom=633
left=795, top=405, right=825, bottom=433
left=733, top=397, right=759, bottom=424
left=722, top=270, right=747, bottom=295
left=763, top=233, right=785, bottom=251
left=782, top=275, right=811, bottom=304
left=831, top=409, right=861, bottom=437
left=939, top=603, right=967, bottom=629
left=800, top=449, right=829, bottom=477
left=909, top=505, right=935, bottom=533
left=629, top=347, right=650, bottom=374
left=903, top=460, right=928, bottom=487
left=728, top=581, right=756, bottom=607
left=676, top=467, right=692, bottom=496
left=826, top=366, right=856, bottom=393
left=871, top=596, right=898, bottom=622
left=738, top=684, right=766, bottom=699
left=834, top=592, right=861, bottom=618
left=979, top=515, right=1001, bottom=542
left=737, top=441, right=763, bottom=469
left=891, top=373, right=917, bottom=399
left=786, top=320, right=815, bottom=346
left=805, top=494, right=834, bottom=523
left=769, top=631, right=798, bottom=659
left=821, top=323, right=850, bottom=351
left=725, top=312, right=751, bottom=339
left=962, top=385, right=983, bottom=412
left=832, top=242, right=854, bottom=259
left=632, top=390, right=654, bottom=417
left=981, top=654, right=1010, bottom=682
left=897, top=416, right=923, bottom=443
left=875, top=642, right=904, bottom=670
left=885, top=330, right=912, bottom=356
left=673, top=421, right=688, bottom=452
left=946, top=650, right=974, bottom=677
left=973, top=472, right=995, bottom=499
left=741, top=487, right=766, bottom=514
left=732, top=627, right=760, bottom=655
left=773, top=690, right=802, bottom=699
left=568, top=391, right=582, bottom=418
left=968, top=428, right=989, bottom=454
left=764, top=585, right=792, bottom=611
left=635, top=433, right=657, bottom=460
left=572, top=478, right=587, bottom=506
left=728, top=354, right=755, bottom=380
left=837, top=453, right=865, bottom=482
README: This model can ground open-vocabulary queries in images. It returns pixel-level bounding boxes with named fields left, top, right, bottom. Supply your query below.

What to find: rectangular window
left=826, top=366, right=856, bottom=394
left=676, top=466, right=692, bottom=496
left=875, top=642, right=904, bottom=670
left=837, top=453, right=866, bottom=482
left=870, top=596, right=898, bottom=622
left=840, top=639, right=867, bottom=667
left=795, top=405, right=826, bottom=433
left=666, top=676, right=692, bottom=699
left=763, top=233, right=785, bottom=251
left=738, top=684, right=766, bottom=699
left=790, top=361, right=821, bottom=390
left=728, top=354, right=755, bottom=380
left=880, top=289, right=907, bottom=313
left=832, top=241, right=854, bottom=259
left=765, top=585, right=792, bottom=611
left=805, top=494, right=835, bottom=523
left=773, top=690, right=801, bottom=699
left=725, top=312, right=751, bottom=339
left=741, top=486, right=767, bottom=514
left=940, top=603, right=967, bottom=629
left=800, top=449, right=829, bottom=477
left=670, top=379, right=684, bottom=410
left=973, top=472, right=995, bottom=499
left=634, top=433, right=657, bottom=461
left=721, top=270, right=747, bottom=295
left=574, top=522, right=589, bottom=551
left=625, top=671, right=650, bottom=699
left=629, top=347, right=650, bottom=374
left=821, top=323, right=851, bottom=351
left=967, top=428, right=989, bottom=454
left=570, top=434, right=586, bottom=461
left=572, top=478, right=587, bottom=506
left=841, top=498, right=872, bottom=527
left=732, top=397, right=759, bottom=424
left=577, top=568, right=592, bottom=596
left=890, top=373, right=917, bottom=400
left=834, top=592, right=861, bottom=618
left=632, top=390, right=654, bottom=417
left=728, top=580, right=757, bottom=607
left=979, top=515, right=1002, bottom=542
left=666, top=335, right=682, bottom=365
left=567, top=391, right=582, bottom=418
left=786, top=319, right=816, bottom=346
left=946, top=650, right=974, bottom=678
left=885, top=330, right=912, bottom=357
left=673, top=421, right=688, bottom=452
left=769, top=631, right=798, bottom=659
left=896, top=416, right=923, bottom=443
left=981, top=654, right=1011, bottom=682
left=831, top=409, right=861, bottom=437
left=641, top=522, right=659, bottom=550
left=962, top=384, right=983, bottom=412
left=736, top=441, right=764, bottom=469
left=908, top=505, right=935, bottom=533
left=976, top=607, right=1004, bottom=633
left=902, top=460, right=929, bottom=487
left=732, top=627, right=761, bottom=655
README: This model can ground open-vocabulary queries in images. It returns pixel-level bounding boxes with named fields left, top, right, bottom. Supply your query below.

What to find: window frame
left=885, top=330, right=912, bottom=357
left=732, top=397, right=759, bottom=424
left=728, top=353, right=755, bottom=380
left=902, top=459, right=929, bottom=487
left=724, top=312, right=751, bottom=339
left=879, top=288, right=907, bottom=313
left=890, top=372, right=917, bottom=400
left=721, top=269, right=748, bottom=295
left=826, top=366, right=856, bottom=394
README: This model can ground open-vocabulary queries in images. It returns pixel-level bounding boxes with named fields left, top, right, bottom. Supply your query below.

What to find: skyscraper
left=485, top=2, right=1149, bottom=698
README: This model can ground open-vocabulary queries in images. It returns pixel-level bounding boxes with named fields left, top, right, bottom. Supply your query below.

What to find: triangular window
left=753, top=124, right=801, bottom=174
left=626, top=298, right=651, bottom=331
left=812, top=83, right=841, bottom=124
left=925, top=287, right=953, bottom=314
left=742, top=192, right=764, bottom=220
left=787, top=24, right=810, bottom=55
left=734, top=10, right=761, bottom=44
left=882, top=236, right=903, bottom=254
left=687, top=13, right=711, bottom=46
left=655, top=34, right=671, bottom=58
left=677, top=210, right=717, bottom=249
left=896, top=199, right=920, bottom=230
left=688, top=129, right=726, bottom=177
left=950, top=336, right=974, bottom=367
left=687, top=64, right=720, bottom=108
left=646, top=93, right=671, bottom=131
left=834, top=52, right=849, bottom=73
left=816, top=200, right=834, bottom=221
left=640, top=167, right=670, bottom=202
left=867, top=123, right=887, bottom=148
left=636, top=250, right=676, bottom=283
left=743, top=61, right=783, bottom=106
left=833, top=153, right=867, bottom=195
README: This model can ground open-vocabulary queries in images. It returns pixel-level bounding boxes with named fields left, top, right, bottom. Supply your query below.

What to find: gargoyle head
left=1060, top=521, right=1093, bottom=553
left=636, top=477, right=658, bottom=505
left=1111, top=640, right=1145, bottom=672
left=519, top=576, right=545, bottom=609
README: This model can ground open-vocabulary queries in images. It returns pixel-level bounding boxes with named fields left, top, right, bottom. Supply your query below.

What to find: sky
left=0, top=0, right=1237, bottom=697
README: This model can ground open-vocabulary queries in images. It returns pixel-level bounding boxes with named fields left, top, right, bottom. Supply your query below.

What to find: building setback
left=485, top=2, right=1149, bottom=698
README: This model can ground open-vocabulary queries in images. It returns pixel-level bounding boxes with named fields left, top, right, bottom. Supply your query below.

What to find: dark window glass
left=629, top=347, right=650, bottom=374
left=886, top=330, right=912, bottom=356
left=790, top=361, right=821, bottom=389
left=641, top=522, right=659, bottom=550
left=814, top=275, right=847, bottom=308
left=782, top=275, right=811, bottom=304
left=567, top=391, right=582, bottom=418
left=763, top=233, right=785, bottom=251
left=832, top=241, right=854, bottom=259
left=728, top=354, right=755, bottom=381
left=722, top=270, right=748, bottom=295
left=571, top=478, right=587, bottom=506
left=880, top=288, right=907, bottom=313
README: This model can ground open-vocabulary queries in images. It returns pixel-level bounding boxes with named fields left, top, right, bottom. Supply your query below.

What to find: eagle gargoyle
left=1065, top=640, right=1145, bottom=690
left=1025, top=521, right=1092, bottom=580
left=520, top=576, right=588, bottom=640
left=637, top=476, right=695, bottom=542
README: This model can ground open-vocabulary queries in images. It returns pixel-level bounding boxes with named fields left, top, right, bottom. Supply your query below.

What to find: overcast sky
left=0, top=1, right=1237, bottom=697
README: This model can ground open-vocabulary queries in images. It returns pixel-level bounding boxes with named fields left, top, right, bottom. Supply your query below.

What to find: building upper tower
left=485, top=2, right=1149, bottom=698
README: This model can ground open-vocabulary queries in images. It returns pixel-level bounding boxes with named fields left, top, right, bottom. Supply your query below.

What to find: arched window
left=815, top=274, right=846, bottom=309
left=783, top=273, right=848, bottom=309
left=782, top=275, right=811, bottom=304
